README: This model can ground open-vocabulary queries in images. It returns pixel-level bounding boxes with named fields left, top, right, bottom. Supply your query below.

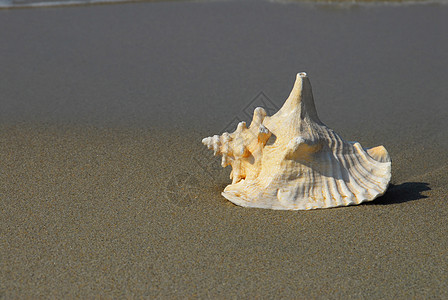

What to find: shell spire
left=271, top=72, right=320, bottom=122
left=264, top=73, right=323, bottom=141
left=202, top=72, right=391, bottom=210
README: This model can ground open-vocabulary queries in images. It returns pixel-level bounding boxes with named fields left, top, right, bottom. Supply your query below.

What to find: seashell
left=202, top=72, right=391, bottom=210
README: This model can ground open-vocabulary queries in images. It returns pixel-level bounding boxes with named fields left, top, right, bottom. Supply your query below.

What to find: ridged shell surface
left=202, top=72, right=391, bottom=210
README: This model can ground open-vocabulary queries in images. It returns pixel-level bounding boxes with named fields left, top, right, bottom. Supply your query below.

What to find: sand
left=1, top=1, right=448, bottom=298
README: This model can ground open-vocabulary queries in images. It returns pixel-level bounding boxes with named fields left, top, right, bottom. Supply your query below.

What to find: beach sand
left=1, top=1, right=448, bottom=298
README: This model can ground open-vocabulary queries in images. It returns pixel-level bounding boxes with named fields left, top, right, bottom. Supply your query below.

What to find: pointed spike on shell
left=367, top=145, right=390, bottom=163
left=236, top=121, right=247, bottom=132
left=222, top=132, right=231, bottom=142
left=212, top=135, right=220, bottom=154
left=251, top=107, right=267, bottom=125
left=221, top=154, right=229, bottom=167
left=202, top=137, right=213, bottom=148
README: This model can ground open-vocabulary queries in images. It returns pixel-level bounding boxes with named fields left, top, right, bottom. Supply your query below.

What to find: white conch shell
left=202, top=72, right=391, bottom=210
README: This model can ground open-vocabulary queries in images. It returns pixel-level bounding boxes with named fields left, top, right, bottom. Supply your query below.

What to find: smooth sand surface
left=1, top=1, right=448, bottom=298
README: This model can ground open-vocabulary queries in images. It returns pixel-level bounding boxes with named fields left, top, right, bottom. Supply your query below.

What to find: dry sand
left=1, top=1, right=448, bottom=298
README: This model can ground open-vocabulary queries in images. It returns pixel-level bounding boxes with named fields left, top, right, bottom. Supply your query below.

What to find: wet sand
left=1, top=1, right=448, bottom=298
